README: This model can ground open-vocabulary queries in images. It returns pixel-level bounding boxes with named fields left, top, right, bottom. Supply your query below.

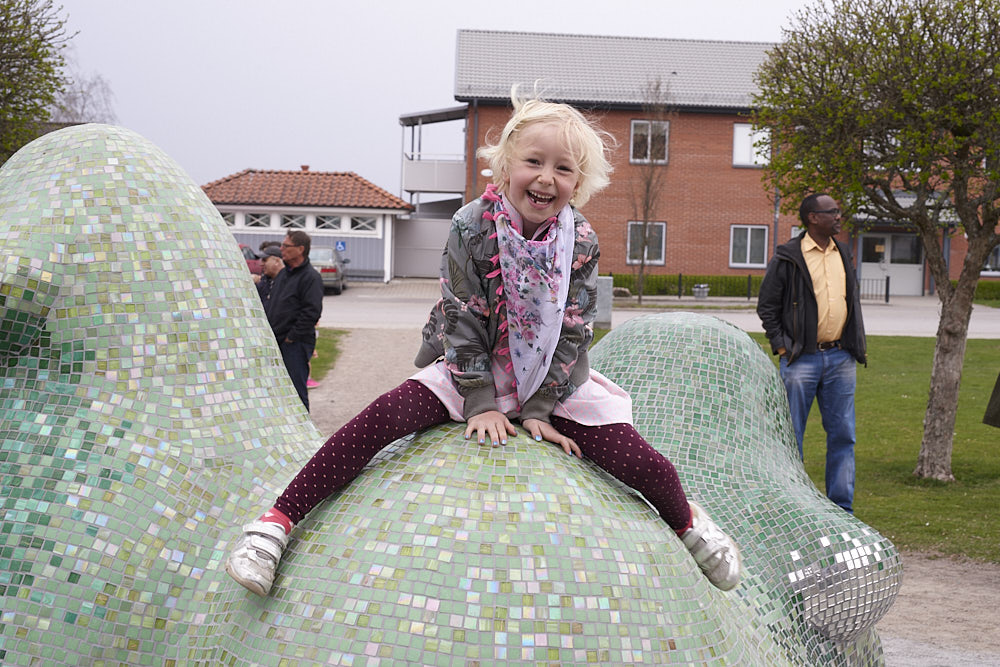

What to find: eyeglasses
left=812, top=208, right=841, bottom=216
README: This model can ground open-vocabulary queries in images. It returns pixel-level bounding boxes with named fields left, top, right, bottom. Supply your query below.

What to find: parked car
left=310, top=246, right=349, bottom=294
left=239, top=244, right=262, bottom=275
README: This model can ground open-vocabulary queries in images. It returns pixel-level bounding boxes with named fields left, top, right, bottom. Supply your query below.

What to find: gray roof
left=455, top=30, right=774, bottom=110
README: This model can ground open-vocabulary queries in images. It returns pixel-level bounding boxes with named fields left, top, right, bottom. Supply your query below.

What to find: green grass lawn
left=317, top=325, right=1000, bottom=562
left=747, top=332, right=1000, bottom=562
left=311, top=328, right=348, bottom=381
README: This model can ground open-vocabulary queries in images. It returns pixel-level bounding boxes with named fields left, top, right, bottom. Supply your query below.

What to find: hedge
left=609, top=273, right=763, bottom=298
left=610, top=274, right=1000, bottom=300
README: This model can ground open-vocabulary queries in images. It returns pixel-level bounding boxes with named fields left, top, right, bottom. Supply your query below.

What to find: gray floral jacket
left=414, top=194, right=601, bottom=423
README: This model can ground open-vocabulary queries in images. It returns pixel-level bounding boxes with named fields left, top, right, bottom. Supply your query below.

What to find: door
left=860, top=233, right=924, bottom=296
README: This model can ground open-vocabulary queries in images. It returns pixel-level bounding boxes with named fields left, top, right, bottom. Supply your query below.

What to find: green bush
left=610, top=273, right=764, bottom=298
left=972, top=278, right=1000, bottom=300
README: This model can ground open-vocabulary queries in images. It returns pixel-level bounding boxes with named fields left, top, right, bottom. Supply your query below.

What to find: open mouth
left=527, top=190, right=555, bottom=206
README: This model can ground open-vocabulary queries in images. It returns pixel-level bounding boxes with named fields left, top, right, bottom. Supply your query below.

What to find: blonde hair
left=477, top=87, right=614, bottom=208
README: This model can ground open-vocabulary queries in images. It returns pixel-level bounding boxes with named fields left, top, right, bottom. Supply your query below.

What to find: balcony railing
left=401, top=153, right=466, bottom=194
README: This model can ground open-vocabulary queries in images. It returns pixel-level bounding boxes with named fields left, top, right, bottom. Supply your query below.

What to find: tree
left=50, top=51, right=117, bottom=124
left=753, top=0, right=1000, bottom=481
left=0, top=0, right=70, bottom=164
left=628, top=77, right=675, bottom=305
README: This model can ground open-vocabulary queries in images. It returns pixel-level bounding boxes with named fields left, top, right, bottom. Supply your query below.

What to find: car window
left=311, top=248, right=334, bottom=263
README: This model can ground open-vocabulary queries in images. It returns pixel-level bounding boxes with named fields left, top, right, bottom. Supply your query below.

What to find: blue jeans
left=279, top=339, right=315, bottom=412
left=780, top=347, right=857, bottom=512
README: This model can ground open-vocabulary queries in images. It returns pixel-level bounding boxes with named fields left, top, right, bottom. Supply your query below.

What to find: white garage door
left=394, top=217, right=451, bottom=278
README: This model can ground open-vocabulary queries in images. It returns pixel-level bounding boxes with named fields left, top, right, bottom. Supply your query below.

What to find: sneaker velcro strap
left=245, top=532, right=285, bottom=561
left=242, top=520, right=290, bottom=557
left=243, top=520, right=290, bottom=545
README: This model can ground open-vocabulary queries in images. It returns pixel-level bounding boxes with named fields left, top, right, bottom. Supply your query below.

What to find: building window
left=733, top=123, right=770, bottom=167
left=891, top=235, right=922, bottom=264
left=316, top=215, right=342, bottom=230
left=630, top=120, right=669, bottom=164
left=245, top=213, right=270, bottom=228
left=626, top=221, right=666, bottom=264
left=984, top=246, right=1000, bottom=273
left=730, top=225, right=768, bottom=267
left=221, top=212, right=235, bottom=226
left=350, top=216, right=377, bottom=232
left=281, top=214, right=306, bottom=228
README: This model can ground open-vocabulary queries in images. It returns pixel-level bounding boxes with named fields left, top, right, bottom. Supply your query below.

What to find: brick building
left=401, top=29, right=997, bottom=295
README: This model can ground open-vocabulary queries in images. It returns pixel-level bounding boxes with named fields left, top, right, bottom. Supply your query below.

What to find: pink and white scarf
left=494, top=193, right=575, bottom=405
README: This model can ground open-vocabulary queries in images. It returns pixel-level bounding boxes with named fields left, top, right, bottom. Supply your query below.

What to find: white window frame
left=630, top=120, right=669, bottom=164
left=221, top=212, right=235, bottom=226
left=730, top=225, right=769, bottom=268
left=626, top=221, right=666, bottom=265
left=316, top=214, right=342, bottom=230
left=733, top=123, right=770, bottom=167
left=350, top=216, right=377, bottom=232
left=244, top=212, right=271, bottom=228
left=280, top=214, right=306, bottom=229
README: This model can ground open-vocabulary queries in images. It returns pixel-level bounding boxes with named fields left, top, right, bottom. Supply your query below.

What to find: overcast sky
left=57, top=0, right=810, bottom=195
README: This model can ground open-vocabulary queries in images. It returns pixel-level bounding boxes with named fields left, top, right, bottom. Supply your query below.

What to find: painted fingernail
left=479, top=438, right=485, bottom=444
left=501, top=439, right=507, bottom=445
left=534, top=435, right=542, bottom=441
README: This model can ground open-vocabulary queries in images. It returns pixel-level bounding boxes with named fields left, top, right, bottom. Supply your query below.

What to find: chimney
left=300, top=165, right=309, bottom=172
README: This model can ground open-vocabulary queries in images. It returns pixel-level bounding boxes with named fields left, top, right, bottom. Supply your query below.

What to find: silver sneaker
left=681, top=501, right=742, bottom=591
left=225, top=520, right=290, bottom=596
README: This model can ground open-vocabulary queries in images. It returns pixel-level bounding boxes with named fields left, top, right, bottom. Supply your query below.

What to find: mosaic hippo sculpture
left=0, top=125, right=900, bottom=665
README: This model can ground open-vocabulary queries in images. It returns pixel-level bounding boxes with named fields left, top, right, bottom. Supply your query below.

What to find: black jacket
left=757, top=232, right=867, bottom=365
left=985, top=372, right=1000, bottom=428
left=256, top=275, right=275, bottom=302
left=264, top=259, right=323, bottom=345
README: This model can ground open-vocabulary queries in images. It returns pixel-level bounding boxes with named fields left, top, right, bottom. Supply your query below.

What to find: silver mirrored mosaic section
left=0, top=125, right=899, bottom=665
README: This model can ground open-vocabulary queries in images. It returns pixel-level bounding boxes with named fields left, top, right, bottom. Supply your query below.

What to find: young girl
left=226, top=94, right=742, bottom=595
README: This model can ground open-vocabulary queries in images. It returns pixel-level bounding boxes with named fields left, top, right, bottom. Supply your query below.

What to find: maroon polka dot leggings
left=274, top=380, right=692, bottom=532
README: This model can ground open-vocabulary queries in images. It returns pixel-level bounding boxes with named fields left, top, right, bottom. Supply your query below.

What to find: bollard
left=596, top=275, right=613, bottom=329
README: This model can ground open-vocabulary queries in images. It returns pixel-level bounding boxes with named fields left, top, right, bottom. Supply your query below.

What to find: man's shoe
left=680, top=501, right=742, bottom=591
left=225, top=520, right=290, bottom=596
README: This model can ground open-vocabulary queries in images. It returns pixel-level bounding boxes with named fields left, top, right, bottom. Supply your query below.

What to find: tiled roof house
left=203, top=167, right=413, bottom=283
left=401, top=29, right=952, bottom=296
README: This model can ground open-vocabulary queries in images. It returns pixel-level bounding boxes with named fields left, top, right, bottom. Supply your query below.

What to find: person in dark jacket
left=985, top=372, right=1000, bottom=428
left=255, top=245, right=284, bottom=303
left=264, top=230, right=323, bottom=411
left=757, top=193, right=867, bottom=513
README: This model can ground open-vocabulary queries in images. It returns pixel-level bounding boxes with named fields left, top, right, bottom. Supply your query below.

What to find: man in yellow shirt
left=757, top=194, right=867, bottom=512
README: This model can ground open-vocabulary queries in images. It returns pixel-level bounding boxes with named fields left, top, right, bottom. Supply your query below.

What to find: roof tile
left=202, top=169, right=413, bottom=211
left=455, top=29, right=774, bottom=110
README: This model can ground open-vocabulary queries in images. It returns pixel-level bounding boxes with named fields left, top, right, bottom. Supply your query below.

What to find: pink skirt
left=411, top=358, right=634, bottom=426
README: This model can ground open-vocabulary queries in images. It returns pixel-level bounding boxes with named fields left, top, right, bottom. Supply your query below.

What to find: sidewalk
left=320, top=279, right=1000, bottom=338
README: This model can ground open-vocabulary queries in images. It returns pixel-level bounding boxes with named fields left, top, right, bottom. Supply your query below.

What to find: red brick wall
left=464, top=104, right=800, bottom=277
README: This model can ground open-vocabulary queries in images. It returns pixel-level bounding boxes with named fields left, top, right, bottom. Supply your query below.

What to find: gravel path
left=306, top=325, right=1000, bottom=666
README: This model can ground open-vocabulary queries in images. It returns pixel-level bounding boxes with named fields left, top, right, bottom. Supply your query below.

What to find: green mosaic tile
left=0, top=125, right=898, bottom=665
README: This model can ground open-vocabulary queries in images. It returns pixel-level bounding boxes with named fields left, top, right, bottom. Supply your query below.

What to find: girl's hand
left=465, top=410, right=517, bottom=447
left=522, top=418, right=582, bottom=458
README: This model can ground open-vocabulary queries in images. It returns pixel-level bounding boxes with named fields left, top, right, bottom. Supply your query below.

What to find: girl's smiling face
left=503, top=122, right=580, bottom=229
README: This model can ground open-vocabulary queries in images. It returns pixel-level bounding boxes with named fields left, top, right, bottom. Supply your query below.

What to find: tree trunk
left=913, top=291, right=974, bottom=481
left=636, top=261, right=646, bottom=306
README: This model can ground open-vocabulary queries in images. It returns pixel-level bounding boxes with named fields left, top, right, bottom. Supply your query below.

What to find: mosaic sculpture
left=0, top=125, right=900, bottom=665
